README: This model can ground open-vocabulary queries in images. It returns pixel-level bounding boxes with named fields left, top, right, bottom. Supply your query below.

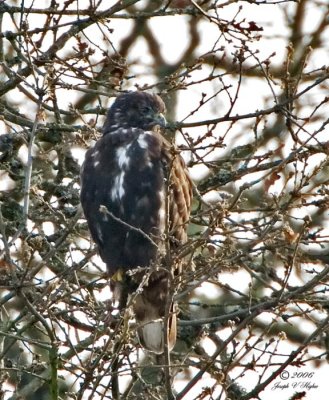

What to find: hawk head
left=103, top=91, right=166, bottom=134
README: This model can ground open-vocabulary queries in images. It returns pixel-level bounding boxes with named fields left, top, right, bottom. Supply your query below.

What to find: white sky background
left=1, top=0, right=329, bottom=399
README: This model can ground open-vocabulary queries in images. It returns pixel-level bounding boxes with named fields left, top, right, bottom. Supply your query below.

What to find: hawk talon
left=111, top=269, right=124, bottom=282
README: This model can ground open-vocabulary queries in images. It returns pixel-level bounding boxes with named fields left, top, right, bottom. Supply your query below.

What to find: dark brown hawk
left=80, top=91, right=192, bottom=353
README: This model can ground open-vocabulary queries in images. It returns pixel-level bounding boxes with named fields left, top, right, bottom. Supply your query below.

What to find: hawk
left=80, top=91, right=192, bottom=353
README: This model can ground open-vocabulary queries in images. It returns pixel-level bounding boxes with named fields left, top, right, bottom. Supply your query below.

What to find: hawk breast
left=80, top=127, right=168, bottom=275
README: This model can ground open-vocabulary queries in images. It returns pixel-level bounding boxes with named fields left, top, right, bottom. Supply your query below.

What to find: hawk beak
left=155, top=113, right=167, bottom=128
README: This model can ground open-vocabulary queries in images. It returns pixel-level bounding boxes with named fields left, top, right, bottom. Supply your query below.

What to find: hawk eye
left=141, top=106, right=153, bottom=115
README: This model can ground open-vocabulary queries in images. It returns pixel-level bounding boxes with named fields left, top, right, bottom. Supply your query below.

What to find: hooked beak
left=154, top=113, right=167, bottom=128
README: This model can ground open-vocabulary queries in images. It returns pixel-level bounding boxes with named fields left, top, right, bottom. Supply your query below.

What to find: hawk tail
left=135, top=299, right=177, bottom=354
left=111, top=272, right=177, bottom=353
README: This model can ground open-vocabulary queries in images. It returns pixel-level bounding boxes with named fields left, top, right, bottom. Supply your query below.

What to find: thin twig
left=99, top=205, right=158, bottom=248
